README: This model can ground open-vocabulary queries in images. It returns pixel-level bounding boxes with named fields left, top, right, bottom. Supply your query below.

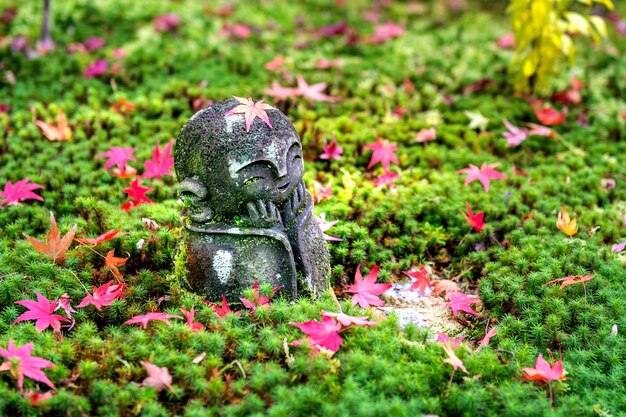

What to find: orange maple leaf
left=544, top=274, right=594, bottom=301
left=23, top=212, right=77, bottom=264
left=556, top=205, right=577, bottom=237
left=104, top=250, right=128, bottom=280
left=34, top=109, right=72, bottom=141
left=431, top=280, right=459, bottom=296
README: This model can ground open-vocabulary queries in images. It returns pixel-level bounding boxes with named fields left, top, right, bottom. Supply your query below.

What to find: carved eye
left=243, top=176, right=264, bottom=186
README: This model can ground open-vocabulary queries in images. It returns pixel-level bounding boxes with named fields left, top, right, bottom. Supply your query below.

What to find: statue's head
left=174, top=98, right=304, bottom=223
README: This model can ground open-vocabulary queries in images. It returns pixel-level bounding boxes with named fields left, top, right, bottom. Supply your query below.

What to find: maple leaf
left=76, top=281, right=126, bottom=310
left=522, top=354, right=567, bottom=404
left=532, top=103, right=568, bottom=126
left=75, top=229, right=121, bottom=245
left=437, top=333, right=467, bottom=348
left=264, top=81, right=300, bottom=101
left=239, top=281, right=283, bottom=313
left=84, top=59, right=108, bottom=78
left=122, top=179, right=154, bottom=210
left=290, top=315, right=343, bottom=353
left=456, top=162, right=508, bottom=192
left=14, top=292, right=68, bottom=332
left=0, top=178, right=44, bottom=206
left=23, top=212, right=77, bottom=263
left=0, top=341, right=55, bottom=392
left=374, top=171, right=399, bottom=188
left=181, top=306, right=205, bottom=332
left=142, top=140, right=174, bottom=180
left=461, top=201, right=485, bottom=233
left=264, top=55, right=285, bottom=71
left=556, top=205, right=578, bottom=237
left=112, top=165, right=137, bottom=179
left=23, top=389, right=55, bottom=406
left=476, top=327, right=498, bottom=352
left=123, top=312, right=183, bottom=329
left=363, top=137, right=399, bottom=170
left=111, top=98, right=135, bottom=114
left=445, top=292, right=481, bottom=317
left=55, top=293, right=77, bottom=330
left=97, top=146, right=136, bottom=172
left=320, top=135, right=343, bottom=160
left=345, top=265, right=392, bottom=308
left=612, top=242, right=626, bottom=253
left=544, top=274, right=594, bottom=301
left=369, top=22, right=404, bottom=43
left=438, top=333, right=468, bottom=390
left=496, top=32, right=515, bottom=49
left=465, top=110, right=489, bottom=131
left=141, top=361, right=174, bottom=393
left=202, top=295, right=242, bottom=318
left=403, top=265, right=431, bottom=296
left=502, top=119, right=528, bottom=147
left=224, top=96, right=274, bottom=133
left=311, top=180, right=332, bottom=203
left=154, top=13, right=181, bottom=32
left=526, top=123, right=555, bottom=138
left=431, top=279, right=460, bottom=296
left=414, top=127, right=437, bottom=143
left=104, top=250, right=128, bottom=280
left=34, top=108, right=72, bottom=141
left=316, top=213, right=343, bottom=242
left=296, top=76, right=337, bottom=103
left=320, top=310, right=378, bottom=327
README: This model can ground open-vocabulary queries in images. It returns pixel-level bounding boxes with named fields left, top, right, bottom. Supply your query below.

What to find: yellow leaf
left=523, top=56, right=537, bottom=77
left=589, top=16, right=608, bottom=38
left=557, top=206, right=578, bottom=237
left=565, top=12, right=590, bottom=35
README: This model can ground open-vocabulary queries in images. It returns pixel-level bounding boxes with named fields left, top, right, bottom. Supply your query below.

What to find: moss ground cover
left=1, top=1, right=626, bottom=416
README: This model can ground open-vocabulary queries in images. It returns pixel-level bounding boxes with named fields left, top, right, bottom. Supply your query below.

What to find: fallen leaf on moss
left=23, top=212, right=76, bottom=263
left=34, top=108, right=71, bottom=141
left=0, top=178, right=44, bottom=206
left=345, top=264, right=392, bottom=308
left=556, top=205, right=578, bottom=237
left=75, top=229, right=121, bottom=245
left=14, top=292, right=69, bottom=332
left=141, top=361, right=174, bottom=393
left=124, top=312, right=183, bottom=329
left=290, top=315, right=343, bottom=353
left=0, top=341, right=56, bottom=392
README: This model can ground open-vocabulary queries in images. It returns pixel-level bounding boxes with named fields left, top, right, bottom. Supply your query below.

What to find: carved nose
left=275, top=161, right=288, bottom=179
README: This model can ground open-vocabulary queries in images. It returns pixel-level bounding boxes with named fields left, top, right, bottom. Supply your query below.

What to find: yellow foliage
left=508, top=0, right=613, bottom=94
left=556, top=205, right=578, bottom=237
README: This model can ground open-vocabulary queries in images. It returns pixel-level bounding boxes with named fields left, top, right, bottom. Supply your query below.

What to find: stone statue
left=174, top=97, right=330, bottom=301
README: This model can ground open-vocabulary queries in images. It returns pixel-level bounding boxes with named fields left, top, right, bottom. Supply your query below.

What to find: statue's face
left=224, top=130, right=303, bottom=206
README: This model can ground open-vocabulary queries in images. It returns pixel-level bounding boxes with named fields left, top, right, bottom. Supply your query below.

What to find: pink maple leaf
left=141, top=361, right=174, bottom=392
left=225, top=96, right=274, bottom=133
left=374, top=171, right=399, bottom=188
left=456, top=162, right=507, bottom=192
left=154, top=14, right=181, bottom=33
left=502, top=119, right=528, bottom=147
left=477, top=327, right=498, bottom=351
left=264, top=81, right=300, bottom=101
left=0, top=178, right=44, bottom=206
left=202, top=295, right=242, bottom=318
left=320, top=135, right=343, bottom=160
left=403, top=265, right=431, bottom=296
left=526, top=123, right=555, bottom=138
left=370, top=22, right=404, bottom=43
left=23, top=389, right=55, bottom=406
left=320, top=310, right=378, bottom=327
left=14, top=292, right=69, bottom=332
left=414, top=127, right=437, bottom=143
left=290, top=315, right=343, bottom=353
left=97, top=146, right=136, bottom=172
left=123, top=312, right=183, bottom=329
left=76, top=281, right=126, bottom=310
left=122, top=179, right=154, bottom=210
left=461, top=201, right=485, bottom=233
left=239, top=281, right=283, bottom=313
left=0, top=341, right=55, bottom=392
left=75, top=229, right=121, bottom=245
left=612, top=242, right=626, bottom=253
left=55, top=293, right=77, bottom=330
left=316, top=213, right=343, bottom=242
left=437, top=333, right=467, bottom=348
left=438, top=334, right=468, bottom=389
left=296, top=76, right=337, bottom=103
left=84, top=59, right=108, bottom=78
left=364, top=138, right=399, bottom=170
left=181, top=306, right=205, bottom=332
left=345, top=264, right=392, bottom=308
left=496, top=32, right=515, bottom=49
left=445, top=292, right=481, bottom=317
left=142, top=140, right=174, bottom=180
left=264, top=55, right=285, bottom=71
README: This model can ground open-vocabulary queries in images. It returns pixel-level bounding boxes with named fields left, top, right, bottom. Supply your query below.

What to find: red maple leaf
left=296, top=76, right=337, bottom=102
left=0, top=178, right=44, bottom=206
left=34, top=108, right=72, bottom=141
left=14, top=292, right=69, bottom=332
left=320, top=135, right=343, bottom=160
left=104, top=250, right=128, bottom=280
left=123, top=312, right=183, bottom=329
left=290, top=315, right=343, bottom=353
left=345, top=265, right=392, bottom=308
left=142, top=140, right=174, bottom=180
left=23, top=389, right=55, bottom=406
left=122, top=179, right=154, bottom=210
left=224, top=96, right=274, bottom=133
left=76, top=281, right=126, bottom=310
left=403, top=265, right=431, bottom=296
left=180, top=306, right=205, bottom=332
left=264, top=81, right=300, bottom=101
left=363, top=138, right=399, bottom=170
left=202, top=295, right=242, bottom=318
left=461, top=201, right=485, bottom=233
left=97, top=146, right=136, bottom=172
left=141, top=361, right=174, bottom=393
left=0, top=341, right=55, bottom=392
left=445, top=292, right=481, bottom=317
left=456, top=162, right=507, bottom=192
left=320, top=311, right=378, bottom=327
left=239, top=281, right=283, bottom=313
left=522, top=354, right=567, bottom=404
left=23, top=212, right=77, bottom=264
left=75, top=229, right=121, bottom=245
left=531, top=102, right=568, bottom=126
